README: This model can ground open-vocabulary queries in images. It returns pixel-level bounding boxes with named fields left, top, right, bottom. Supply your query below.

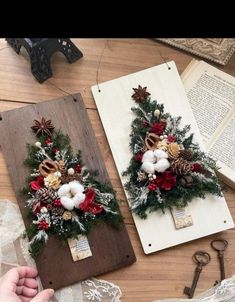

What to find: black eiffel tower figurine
left=6, top=38, right=83, bottom=83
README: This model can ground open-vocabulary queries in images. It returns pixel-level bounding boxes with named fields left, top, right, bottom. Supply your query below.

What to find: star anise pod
left=31, top=117, right=55, bottom=136
left=132, top=85, right=150, bottom=102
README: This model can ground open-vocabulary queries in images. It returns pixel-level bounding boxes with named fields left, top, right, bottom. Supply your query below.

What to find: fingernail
left=49, top=288, right=55, bottom=295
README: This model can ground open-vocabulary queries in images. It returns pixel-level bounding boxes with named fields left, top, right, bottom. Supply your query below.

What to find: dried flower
left=132, top=85, right=150, bottom=102
left=44, top=173, right=61, bottom=190
left=150, top=121, right=166, bottom=136
left=155, top=171, right=176, bottom=190
left=38, top=220, right=50, bottom=230
left=62, top=211, right=72, bottom=220
left=31, top=117, right=55, bottom=136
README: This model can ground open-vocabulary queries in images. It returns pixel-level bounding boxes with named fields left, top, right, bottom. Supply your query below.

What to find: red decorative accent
left=150, top=121, right=166, bottom=136
left=155, top=171, right=176, bottom=191
left=148, top=182, right=157, bottom=191
left=38, top=220, right=49, bottom=230
left=52, top=147, right=60, bottom=153
left=53, top=198, right=62, bottom=207
left=79, top=188, right=103, bottom=214
left=75, top=164, right=82, bottom=173
left=45, top=137, right=52, bottom=145
left=46, top=204, right=53, bottom=210
left=192, top=163, right=202, bottom=172
left=167, top=135, right=176, bottom=142
left=134, top=152, right=143, bottom=162
left=30, top=176, right=44, bottom=191
left=142, top=119, right=149, bottom=127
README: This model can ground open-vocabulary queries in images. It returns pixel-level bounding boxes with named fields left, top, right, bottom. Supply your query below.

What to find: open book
left=182, top=60, right=235, bottom=189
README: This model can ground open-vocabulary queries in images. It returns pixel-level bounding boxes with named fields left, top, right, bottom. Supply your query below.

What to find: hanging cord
left=47, top=80, right=76, bottom=101
left=156, top=48, right=171, bottom=70
left=96, top=40, right=108, bottom=93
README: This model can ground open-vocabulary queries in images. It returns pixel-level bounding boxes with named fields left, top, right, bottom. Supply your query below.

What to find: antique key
left=184, top=251, right=211, bottom=298
left=211, top=239, right=228, bottom=284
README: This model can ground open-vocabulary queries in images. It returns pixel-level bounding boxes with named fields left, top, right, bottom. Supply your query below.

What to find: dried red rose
left=30, top=176, right=44, bottom=191
left=45, top=137, right=52, bottom=145
left=167, top=135, right=176, bottom=143
left=38, top=220, right=49, bottom=230
left=53, top=198, right=62, bottom=207
left=75, top=164, right=82, bottom=173
left=134, top=152, right=143, bottom=161
left=148, top=182, right=157, bottom=191
left=192, top=163, right=202, bottom=172
left=150, top=121, right=166, bottom=136
left=52, top=147, right=60, bottom=153
left=155, top=171, right=176, bottom=191
left=79, top=188, right=103, bottom=214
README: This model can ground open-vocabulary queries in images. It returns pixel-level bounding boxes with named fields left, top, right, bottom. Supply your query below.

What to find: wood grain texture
left=0, top=94, right=135, bottom=290
left=0, top=38, right=235, bottom=301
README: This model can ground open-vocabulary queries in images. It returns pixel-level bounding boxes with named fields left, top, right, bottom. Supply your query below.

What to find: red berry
left=53, top=198, right=62, bottom=207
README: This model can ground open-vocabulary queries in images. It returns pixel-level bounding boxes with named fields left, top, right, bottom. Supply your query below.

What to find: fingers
left=16, top=285, right=38, bottom=297
left=31, top=289, right=55, bottom=302
left=17, top=277, right=38, bottom=288
left=3, top=266, right=38, bottom=285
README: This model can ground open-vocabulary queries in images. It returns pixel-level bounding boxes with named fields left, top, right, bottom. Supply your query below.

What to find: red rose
left=148, top=182, right=157, bottom=191
left=134, top=152, right=143, bottom=161
left=79, top=188, right=103, bottom=214
left=52, top=147, right=60, bottom=153
left=38, top=220, right=49, bottom=230
left=192, top=163, right=202, bottom=172
left=150, top=121, right=166, bottom=136
left=53, top=198, right=62, bottom=207
left=75, top=164, right=82, bottom=173
left=30, top=176, right=44, bottom=191
left=45, top=137, right=52, bottom=145
left=167, top=135, right=176, bottom=142
left=155, top=171, right=176, bottom=190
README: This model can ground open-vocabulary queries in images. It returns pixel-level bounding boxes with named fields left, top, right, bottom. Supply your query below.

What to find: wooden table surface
left=0, top=38, right=235, bottom=301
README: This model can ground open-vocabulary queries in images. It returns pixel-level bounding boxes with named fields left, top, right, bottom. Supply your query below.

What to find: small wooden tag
left=68, top=235, right=92, bottom=262
left=171, top=207, right=193, bottom=229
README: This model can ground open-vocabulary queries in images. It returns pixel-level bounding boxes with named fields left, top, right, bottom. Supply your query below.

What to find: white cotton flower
left=59, top=181, right=85, bottom=210
left=35, top=142, right=41, bottom=148
left=154, top=158, right=170, bottom=173
left=141, top=162, right=155, bottom=174
left=154, top=149, right=168, bottom=160
left=142, top=150, right=155, bottom=163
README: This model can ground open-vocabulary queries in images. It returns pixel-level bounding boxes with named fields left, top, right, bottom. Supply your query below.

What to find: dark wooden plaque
left=0, top=94, right=136, bottom=290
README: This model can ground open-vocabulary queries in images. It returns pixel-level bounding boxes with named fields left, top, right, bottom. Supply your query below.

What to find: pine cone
left=51, top=207, right=65, bottom=217
left=179, top=149, right=193, bottom=161
left=171, top=157, right=192, bottom=175
left=168, top=143, right=180, bottom=159
left=35, top=188, right=58, bottom=203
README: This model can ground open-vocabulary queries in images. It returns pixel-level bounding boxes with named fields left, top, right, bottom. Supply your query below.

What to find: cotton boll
left=141, top=162, right=155, bottom=174
left=154, top=158, right=170, bottom=172
left=142, top=150, right=155, bottom=163
left=61, top=196, right=74, bottom=211
left=154, top=149, right=168, bottom=160
left=70, top=181, right=84, bottom=195
left=73, top=192, right=86, bottom=208
left=68, top=168, right=75, bottom=175
left=58, top=184, right=71, bottom=197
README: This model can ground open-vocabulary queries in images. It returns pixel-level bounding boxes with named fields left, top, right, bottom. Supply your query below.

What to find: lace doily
left=0, top=200, right=122, bottom=302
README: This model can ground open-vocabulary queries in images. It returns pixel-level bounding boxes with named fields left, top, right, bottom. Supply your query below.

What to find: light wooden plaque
left=91, top=61, right=234, bottom=254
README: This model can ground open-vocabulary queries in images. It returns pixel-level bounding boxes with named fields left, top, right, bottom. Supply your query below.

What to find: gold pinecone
left=171, top=157, right=192, bottom=175
left=168, top=142, right=180, bottom=159
left=51, top=207, right=65, bottom=217
left=35, top=188, right=58, bottom=203
left=179, top=149, right=193, bottom=161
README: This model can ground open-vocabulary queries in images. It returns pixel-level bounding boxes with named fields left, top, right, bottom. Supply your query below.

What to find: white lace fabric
left=0, top=200, right=121, bottom=302
left=1, top=199, right=235, bottom=302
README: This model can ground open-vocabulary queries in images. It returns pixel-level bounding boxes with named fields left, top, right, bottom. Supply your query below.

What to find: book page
left=182, top=60, right=235, bottom=184
left=182, top=60, right=235, bottom=147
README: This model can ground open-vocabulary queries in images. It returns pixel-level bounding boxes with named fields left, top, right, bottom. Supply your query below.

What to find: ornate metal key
left=184, top=251, right=211, bottom=298
left=211, top=239, right=228, bottom=284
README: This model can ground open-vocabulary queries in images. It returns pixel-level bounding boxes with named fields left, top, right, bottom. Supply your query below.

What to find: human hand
left=0, top=266, right=54, bottom=302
